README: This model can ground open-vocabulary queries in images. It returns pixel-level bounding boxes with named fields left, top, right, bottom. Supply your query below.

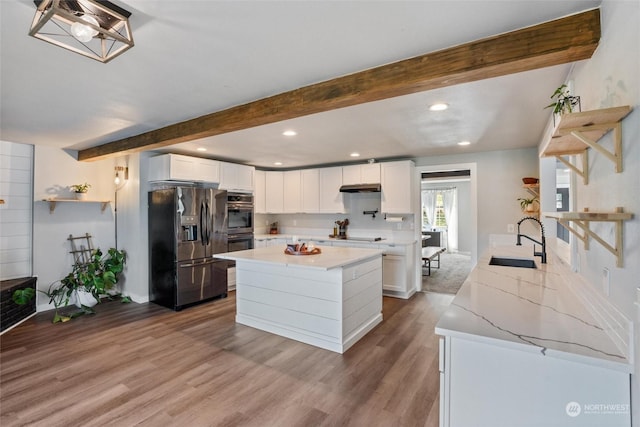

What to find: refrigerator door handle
left=199, top=201, right=205, bottom=246
left=179, top=258, right=219, bottom=268
left=205, top=201, right=211, bottom=246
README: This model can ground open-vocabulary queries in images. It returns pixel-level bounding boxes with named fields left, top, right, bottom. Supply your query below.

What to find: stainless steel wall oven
left=227, top=192, right=254, bottom=234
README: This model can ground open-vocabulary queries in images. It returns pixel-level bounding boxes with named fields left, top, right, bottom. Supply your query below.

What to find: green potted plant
left=518, top=197, right=538, bottom=213
left=545, top=84, right=581, bottom=124
left=70, top=182, right=91, bottom=200
left=13, top=247, right=128, bottom=323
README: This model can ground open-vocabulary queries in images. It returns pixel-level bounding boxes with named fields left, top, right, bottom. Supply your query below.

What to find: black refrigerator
left=149, top=187, right=228, bottom=310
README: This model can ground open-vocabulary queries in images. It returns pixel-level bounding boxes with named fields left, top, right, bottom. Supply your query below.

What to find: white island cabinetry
left=215, top=246, right=383, bottom=353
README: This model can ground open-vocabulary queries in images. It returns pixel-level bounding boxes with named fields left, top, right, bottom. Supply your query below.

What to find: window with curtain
left=422, top=191, right=447, bottom=228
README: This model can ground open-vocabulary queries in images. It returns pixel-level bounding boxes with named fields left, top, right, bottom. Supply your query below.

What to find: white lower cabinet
left=382, top=254, right=405, bottom=292
left=439, top=336, right=630, bottom=427
left=227, top=266, right=236, bottom=291
left=380, top=244, right=415, bottom=299
left=331, top=241, right=415, bottom=299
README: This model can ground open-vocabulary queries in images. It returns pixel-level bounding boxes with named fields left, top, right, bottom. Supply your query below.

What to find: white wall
left=0, top=141, right=33, bottom=280
left=114, top=152, right=151, bottom=303
left=539, top=0, right=639, bottom=422
left=32, top=146, right=115, bottom=311
left=415, top=148, right=540, bottom=257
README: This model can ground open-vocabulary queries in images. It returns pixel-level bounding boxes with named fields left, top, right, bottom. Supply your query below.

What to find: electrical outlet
left=293, top=219, right=297, bottom=226
left=602, top=268, right=610, bottom=296
left=396, top=222, right=402, bottom=230
left=507, top=224, right=515, bottom=233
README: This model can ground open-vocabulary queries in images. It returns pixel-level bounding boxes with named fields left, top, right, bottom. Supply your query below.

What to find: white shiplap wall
left=0, top=141, right=33, bottom=280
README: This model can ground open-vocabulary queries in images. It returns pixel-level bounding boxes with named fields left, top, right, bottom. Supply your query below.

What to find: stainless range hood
left=339, top=183, right=381, bottom=193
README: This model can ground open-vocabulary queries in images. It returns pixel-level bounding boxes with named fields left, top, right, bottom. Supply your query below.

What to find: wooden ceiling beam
left=78, top=9, right=600, bottom=161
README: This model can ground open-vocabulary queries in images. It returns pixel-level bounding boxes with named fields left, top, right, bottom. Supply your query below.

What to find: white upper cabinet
left=219, top=162, right=254, bottom=193
left=254, top=170, right=266, bottom=214
left=319, top=167, right=345, bottom=213
left=148, top=154, right=220, bottom=183
left=381, top=160, right=414, bottom=214
left=265, top=171, right=284, bottom=213
left=283, top=170, right=302, bottom=213
left=343, top=163, right=381, bottom=185
left=301, top=169, right=320, bottom=213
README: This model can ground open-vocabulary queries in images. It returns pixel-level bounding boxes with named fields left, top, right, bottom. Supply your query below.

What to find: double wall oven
left=226, top=192, right=254, bottom=251
left=225, top=193, right=254, bottom=291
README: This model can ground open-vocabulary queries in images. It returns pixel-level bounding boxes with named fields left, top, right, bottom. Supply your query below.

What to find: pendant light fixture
left=29, top=0, right=134, bottom=63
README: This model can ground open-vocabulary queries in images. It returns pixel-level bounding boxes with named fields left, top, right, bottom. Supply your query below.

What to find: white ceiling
left=0, top=0, right=601, bottom=169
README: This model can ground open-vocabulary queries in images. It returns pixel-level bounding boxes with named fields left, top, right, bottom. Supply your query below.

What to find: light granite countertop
left=435, top=245, right=632, bottom=373
left=214, top=245, right=383, bottom=271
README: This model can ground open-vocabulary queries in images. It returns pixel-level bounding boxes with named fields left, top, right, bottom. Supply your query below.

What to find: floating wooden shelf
left=544, top=208, right=634, bottom=267
left=523, top=183, right=539, bottom=198
left=42, top=199, right=111, bottom=214
left=540, top=106, right=632, bottom=184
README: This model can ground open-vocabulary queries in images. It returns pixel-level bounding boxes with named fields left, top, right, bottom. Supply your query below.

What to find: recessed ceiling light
left=274, top=162, right=283, bottom=166
left=282, top=130, right=297, bottom=136
left=457, top=141, right=471, bottom=146
left=350, top=152, right=360, bottom=157
left=429, top=103, right=448, bottom=111
left=196, top=147, right=207, bottom=152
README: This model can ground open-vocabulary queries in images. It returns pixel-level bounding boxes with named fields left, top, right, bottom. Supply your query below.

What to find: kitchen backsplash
left=255, top=192, right=416, bottom=240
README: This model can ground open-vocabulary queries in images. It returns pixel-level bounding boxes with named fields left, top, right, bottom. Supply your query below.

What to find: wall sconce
left=29, top=0, right=134, bottom=63
left=114, top=165, right=128, bottom=188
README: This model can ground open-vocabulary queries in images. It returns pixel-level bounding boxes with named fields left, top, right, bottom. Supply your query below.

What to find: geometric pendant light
left=29, top=0, right=134, bottom=63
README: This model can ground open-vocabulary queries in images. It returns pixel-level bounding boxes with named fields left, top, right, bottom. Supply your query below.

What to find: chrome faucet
left=516, top=216, right=547, bottom=263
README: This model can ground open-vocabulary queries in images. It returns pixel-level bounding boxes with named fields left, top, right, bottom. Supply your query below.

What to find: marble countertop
left=254, top=233, right=416, bottom=245
left=435, top=245, right=632, bottom=372
left=214, top=245, right=383, bottom=271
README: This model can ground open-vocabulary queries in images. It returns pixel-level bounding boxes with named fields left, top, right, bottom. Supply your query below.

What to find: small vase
left=75, top=192, right=87, bottom=201
left=75, top=289, right=98, bottom=308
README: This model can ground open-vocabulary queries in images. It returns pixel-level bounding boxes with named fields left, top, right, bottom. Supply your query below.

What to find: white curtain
left=441, top=188, right=458, bottom=252
left=422, top=189, right=438, bottom=229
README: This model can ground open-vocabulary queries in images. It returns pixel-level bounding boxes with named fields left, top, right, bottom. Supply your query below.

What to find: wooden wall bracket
left=544, top=208, right=633, bottom=268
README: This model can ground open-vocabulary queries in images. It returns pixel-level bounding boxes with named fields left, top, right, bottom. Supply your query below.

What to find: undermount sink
left=489, top=256, right=537, bottom=269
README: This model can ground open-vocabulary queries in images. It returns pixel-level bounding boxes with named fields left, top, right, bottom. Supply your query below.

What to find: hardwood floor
left=1, top=292, right=453, bottom=426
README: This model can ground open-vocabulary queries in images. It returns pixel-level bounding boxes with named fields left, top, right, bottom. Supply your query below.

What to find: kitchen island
left=436, top=245, right=631, bottom=427
left=215, top=245, right=383, bottom=353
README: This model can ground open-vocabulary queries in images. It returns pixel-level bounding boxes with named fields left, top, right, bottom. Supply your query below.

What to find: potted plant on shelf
left=545, top=84, right=581, bottom=125
left=70, top=182, right=91, bottom=200
left=12, top=247, right=128, bottom=323
left=518, top=197, right=538, bottom=213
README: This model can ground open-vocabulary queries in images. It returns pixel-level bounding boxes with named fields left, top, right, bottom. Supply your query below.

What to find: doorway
left=416, top=163, right=477, bottom=294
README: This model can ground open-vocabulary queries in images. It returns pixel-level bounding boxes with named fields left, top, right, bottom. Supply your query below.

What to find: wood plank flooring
left=1, top=292, right=453, bottom=426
